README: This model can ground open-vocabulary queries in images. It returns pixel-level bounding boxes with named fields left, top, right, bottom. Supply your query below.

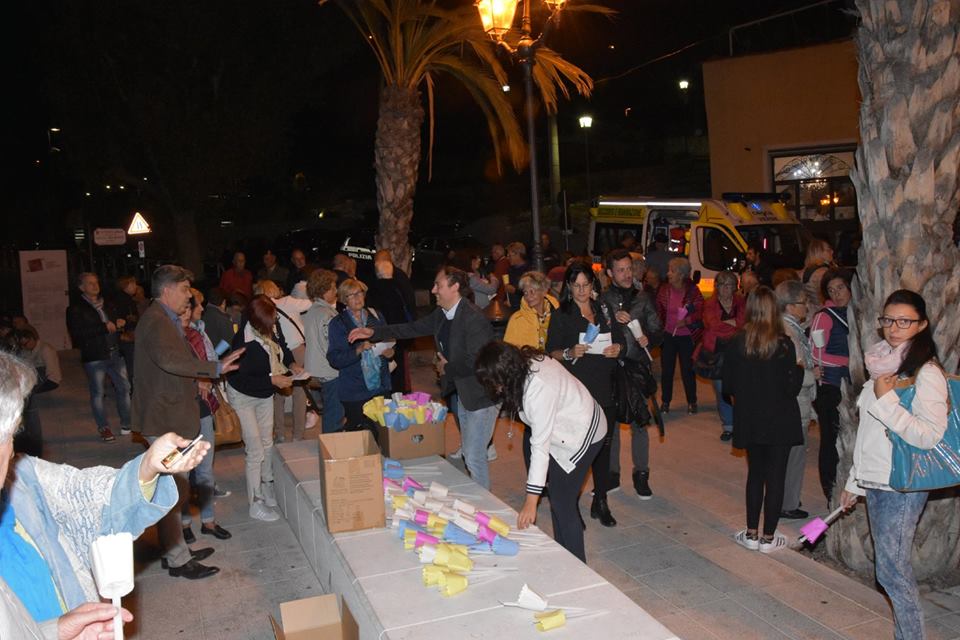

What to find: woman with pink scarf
left=840, top=290, right=949, bottom=640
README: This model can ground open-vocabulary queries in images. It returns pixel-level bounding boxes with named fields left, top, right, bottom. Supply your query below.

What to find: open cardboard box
left=318, top=430, right=385, bottom=533
left=270, top=594, right=358, bottom=640
left=377, top=420, right=445, bottom=460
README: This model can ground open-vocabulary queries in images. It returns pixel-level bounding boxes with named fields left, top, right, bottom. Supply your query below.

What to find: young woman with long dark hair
left=840, top=289, right=949, bottom=639
left=723, top=286, right=803, bottom=553
left=475, top=341, right=605, bottom=562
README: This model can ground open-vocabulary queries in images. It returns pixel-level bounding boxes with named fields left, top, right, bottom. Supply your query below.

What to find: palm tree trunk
left=374, top=85, right=424, bottom=276
left=828, top=0, right=960, bottom=580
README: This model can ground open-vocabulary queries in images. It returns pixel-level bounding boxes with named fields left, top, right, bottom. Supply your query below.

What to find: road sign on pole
left=128, top=212, right=151, bottom=235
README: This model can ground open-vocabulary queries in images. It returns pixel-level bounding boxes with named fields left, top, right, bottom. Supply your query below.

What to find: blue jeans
left=712, top=379, right=733, bottom=432
left=182, top=416, right=216, bottom=525
left=319, top=378, right=345, bottom=433
left=457, top=402, right=499, bottom=490
left=866, top=488, right=929, bottom=640
left=82, top=352, right=131, bottom=430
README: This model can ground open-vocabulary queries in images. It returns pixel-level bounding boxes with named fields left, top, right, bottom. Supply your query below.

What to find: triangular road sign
left=128, top=211, right=151, bottom=235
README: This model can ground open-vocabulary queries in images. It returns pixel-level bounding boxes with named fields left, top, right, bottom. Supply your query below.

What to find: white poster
left=19, top=250, right=70, bottom=350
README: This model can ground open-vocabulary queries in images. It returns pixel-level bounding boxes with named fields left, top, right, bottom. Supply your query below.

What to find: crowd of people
left=0, top=231, right=950, bottom=638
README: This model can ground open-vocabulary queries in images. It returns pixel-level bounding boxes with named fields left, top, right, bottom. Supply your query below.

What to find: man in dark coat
left=348, top=267, right=498, bottom=489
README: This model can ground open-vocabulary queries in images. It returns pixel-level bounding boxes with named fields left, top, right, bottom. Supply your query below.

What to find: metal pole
left=584, top=127, right=591, bottom=204
left=522, top=53, right=544, bottom=273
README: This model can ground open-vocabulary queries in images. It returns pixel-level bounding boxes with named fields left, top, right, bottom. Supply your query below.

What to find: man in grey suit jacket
left=348, top=267, right=499, bottom=488
left=132, top=265, right=244, bottom=579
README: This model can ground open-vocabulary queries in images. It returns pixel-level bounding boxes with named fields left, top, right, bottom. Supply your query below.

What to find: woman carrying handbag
left=840, top=290, right=950, bottom=640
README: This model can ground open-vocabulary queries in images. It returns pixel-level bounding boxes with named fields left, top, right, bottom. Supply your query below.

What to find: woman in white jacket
left=840, top=289, right=949, bottom=640
left=475, top=341, right=605, bottom=562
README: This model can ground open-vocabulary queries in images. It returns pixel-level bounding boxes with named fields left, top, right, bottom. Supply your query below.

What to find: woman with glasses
left=546, top=261, right=624, bottom=528
left=695, top=270, right=745, bottom=441
left=505, top=271, right=560, bottom=470
left=327, top=278, right=393, bottom=434
left=840, top=290, right=948, bottom=639
left=809, top=268, right=853, bottom=503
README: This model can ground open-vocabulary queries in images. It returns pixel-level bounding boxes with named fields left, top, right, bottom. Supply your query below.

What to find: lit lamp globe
left=579, top=115, right=593, bottom=129
left=476, top=0, right=518, bottom=39
left=678, top=79, right=690, bottom=90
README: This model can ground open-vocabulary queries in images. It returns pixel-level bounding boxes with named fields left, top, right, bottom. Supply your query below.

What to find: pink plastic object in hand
left=799, top=518, right=829, bottom=543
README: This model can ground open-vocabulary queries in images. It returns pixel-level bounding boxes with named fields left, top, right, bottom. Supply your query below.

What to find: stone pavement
left=32, top=347, right=960, bottom=639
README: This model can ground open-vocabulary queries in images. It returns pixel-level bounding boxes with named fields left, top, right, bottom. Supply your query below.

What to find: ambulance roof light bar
left=599, top=199, right=703, bottom=208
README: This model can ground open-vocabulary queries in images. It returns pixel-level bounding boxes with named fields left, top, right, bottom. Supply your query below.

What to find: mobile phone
left=161, top=434, right=204, bottom=469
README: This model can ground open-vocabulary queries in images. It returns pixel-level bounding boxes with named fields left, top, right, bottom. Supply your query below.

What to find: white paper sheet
left=373, top=340, right=396, bottom=357
left=578, top=332, right=612, bottom=355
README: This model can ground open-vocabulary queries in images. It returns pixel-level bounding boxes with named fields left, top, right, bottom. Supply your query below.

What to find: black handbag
left=615, top=359, right=656, bottom=425
left=694, top=337, right=730, bottom=380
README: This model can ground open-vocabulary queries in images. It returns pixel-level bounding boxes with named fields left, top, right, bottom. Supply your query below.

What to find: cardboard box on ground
left=377, top=420, right=445, bottom=459
left=318, top=431, right=385, bottom=534
left=270, top=594, right=358, bottom=640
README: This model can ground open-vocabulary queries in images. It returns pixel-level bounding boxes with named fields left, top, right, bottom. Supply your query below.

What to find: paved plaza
left=32, top=346, right=960, bottom=639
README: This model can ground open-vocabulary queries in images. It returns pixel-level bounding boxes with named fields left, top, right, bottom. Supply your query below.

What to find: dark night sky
left=5, top=0, right=857, bottom=248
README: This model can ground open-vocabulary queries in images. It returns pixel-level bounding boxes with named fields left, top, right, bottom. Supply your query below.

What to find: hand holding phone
left=161, top=434, right=204, bottom=469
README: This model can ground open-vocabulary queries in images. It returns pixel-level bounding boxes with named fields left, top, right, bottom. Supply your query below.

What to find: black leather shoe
left=720, top=431, right=733, bottom=442
left=160, top=547, right=214, bottom=569
left=687, top=403, right=698, bottom=415
left=166, top=558, right=219, bottom=580
left=660, top=403, right=670, bottom=414
left=182, top=526, right=196, bottom=544
left=590, top=497, right=617, bottom=527
left=201, top=523, right=233, bottom=540
left=780, top=509, right=809, bottom=520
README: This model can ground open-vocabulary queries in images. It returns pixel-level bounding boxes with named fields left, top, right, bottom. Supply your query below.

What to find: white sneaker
left=487, top=444, right=498, bottom=461
left=120, top=427, right=132, bottom=436
left=449, top=447, right=463, bottom=460
left=759, top=532, right=788, bottom=554
left=249, top=501, right=280, bottom=522
left=734, top=529, right=759, bottom=551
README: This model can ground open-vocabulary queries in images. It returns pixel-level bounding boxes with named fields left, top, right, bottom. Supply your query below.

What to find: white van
left=588, top=193, right=807, bottom=295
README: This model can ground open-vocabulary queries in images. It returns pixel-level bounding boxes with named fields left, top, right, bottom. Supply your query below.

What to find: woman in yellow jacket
left=504, top=270, right=559, bottom=470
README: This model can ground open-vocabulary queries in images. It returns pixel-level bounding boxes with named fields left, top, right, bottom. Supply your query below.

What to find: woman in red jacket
left=695, top=270, right=746, bottom=440
left=656, top=257, right=704, bottom=414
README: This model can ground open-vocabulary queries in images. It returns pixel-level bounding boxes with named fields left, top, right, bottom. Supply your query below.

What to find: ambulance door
left=691, top=223, right=745, bottom=297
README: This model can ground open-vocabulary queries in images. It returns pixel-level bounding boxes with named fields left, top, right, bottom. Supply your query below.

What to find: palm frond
left=428, top=52, right=528, bottom=172
left=531, top=47, right=593, bottom=114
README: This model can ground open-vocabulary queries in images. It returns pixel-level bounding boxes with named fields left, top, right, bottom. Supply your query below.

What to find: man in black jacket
left=348, top=267, right=498, bottom=489
left=65, top=272, right=131, bottom=442
left=602, top=250, right=663, bottom=498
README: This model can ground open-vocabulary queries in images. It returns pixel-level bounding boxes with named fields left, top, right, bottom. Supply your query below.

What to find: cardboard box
left=377, top=421, right=445, bottom=460
left=318, top=430, right=385, bottom=533
left=270, top=594, right=358, bottom=640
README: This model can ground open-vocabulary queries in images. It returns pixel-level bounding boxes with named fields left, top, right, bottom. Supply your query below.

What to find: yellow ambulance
left=588, top=193, right=807, bottom=296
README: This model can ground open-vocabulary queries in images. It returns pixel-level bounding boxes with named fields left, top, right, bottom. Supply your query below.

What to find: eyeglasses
left=346, top=291, right=365, bottom=299
left=878, top=316, right=921, bottom=329
left=570, top=283, right=593, bottom=290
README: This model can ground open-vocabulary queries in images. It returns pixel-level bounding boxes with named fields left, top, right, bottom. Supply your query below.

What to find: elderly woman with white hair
left=655, top=256, right=704, bottom=414
left=0, top=351, right=211, bottom=638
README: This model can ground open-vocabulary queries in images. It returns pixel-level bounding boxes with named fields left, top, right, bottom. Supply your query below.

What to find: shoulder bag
left=212, top=385, right=243, bottom=446
left=888, top=371, right=960, bottom=491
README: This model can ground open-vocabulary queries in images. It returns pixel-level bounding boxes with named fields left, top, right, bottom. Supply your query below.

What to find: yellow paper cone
left=439, top=572, right=468, bottom=597
left=392, top=495, right=408, bottom=509
left=404, top=528, right=418, bottom=551
left=487, top=516, right=510, bottom=537
left=440, top=543, right=468, bottom=556
left=422, top=565, right=445, bottom=586
left=535, top=609, right=566, bottom=631
left=427, top=514, right=448, bottom=530
left=444, top=550, right=473, bottom=573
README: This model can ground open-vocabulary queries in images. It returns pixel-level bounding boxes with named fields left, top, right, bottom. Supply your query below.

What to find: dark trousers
left=813, top=383, right=842, bottom=502
left=589, top=408, right=616, bottom=499
left=745, top=444, right=791, bottom=537
left=549, top=438, right=603, bottom=563
left=660, top=334, right=697, bottom=405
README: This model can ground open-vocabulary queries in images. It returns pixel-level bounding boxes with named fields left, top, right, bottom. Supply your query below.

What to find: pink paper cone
left=799, top=517, right=828, bottom=543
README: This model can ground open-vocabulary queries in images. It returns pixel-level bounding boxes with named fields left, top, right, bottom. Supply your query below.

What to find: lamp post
left=476, top=0, right=567, bottom=273
left=579, top=115, right=592, bottom=203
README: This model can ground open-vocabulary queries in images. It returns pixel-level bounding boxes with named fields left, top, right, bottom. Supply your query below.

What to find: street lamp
left=476, top=0, right=568, bottom=272
left=579, top=115, right=592, bottom=203
left=678, top=79, right=689, bottom=90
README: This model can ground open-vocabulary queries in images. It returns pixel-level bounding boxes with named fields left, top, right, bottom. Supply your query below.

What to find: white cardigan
left=519, top=357, right=607, bottom=495
left=845, top=362, right=949, bottom=495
